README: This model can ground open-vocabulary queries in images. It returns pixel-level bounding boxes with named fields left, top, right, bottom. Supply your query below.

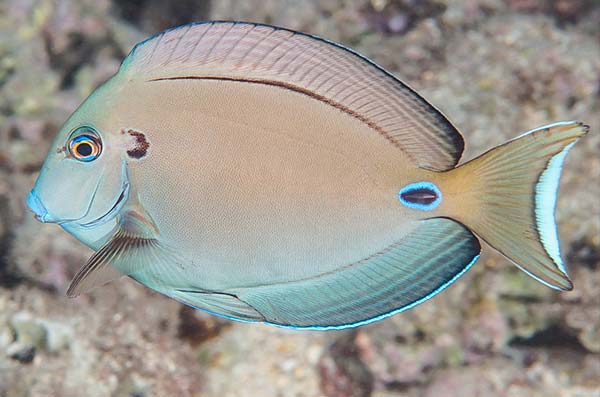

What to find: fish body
left=115, top=78, right=428, bottom=288
left=27, top=22, right=588, bottom=329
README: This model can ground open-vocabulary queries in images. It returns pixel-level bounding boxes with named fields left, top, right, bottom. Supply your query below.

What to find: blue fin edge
left=266, top=252, right=481, bottom=330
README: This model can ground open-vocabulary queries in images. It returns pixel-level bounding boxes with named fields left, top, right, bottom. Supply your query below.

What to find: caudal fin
left=441, top=121, right=589, bottom=290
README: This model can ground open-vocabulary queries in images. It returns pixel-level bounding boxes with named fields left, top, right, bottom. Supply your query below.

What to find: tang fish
left=27, top=22, right=588, bottom=329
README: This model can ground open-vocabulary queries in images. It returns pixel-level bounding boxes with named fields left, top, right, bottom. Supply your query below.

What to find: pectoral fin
left=66, top=229, right=160, bottom=297
left=67, top=208, right=165, bottom=297
left=66, top=254, right=125, bottom=298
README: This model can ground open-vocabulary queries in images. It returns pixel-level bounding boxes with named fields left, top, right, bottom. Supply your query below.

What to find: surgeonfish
left=26, top=21, right=588, bottom=329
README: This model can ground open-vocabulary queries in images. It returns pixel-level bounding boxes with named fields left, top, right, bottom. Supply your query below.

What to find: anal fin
left=233, top=217, right=481, bottom=329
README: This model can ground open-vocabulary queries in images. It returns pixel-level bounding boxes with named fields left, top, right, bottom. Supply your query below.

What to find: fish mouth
left=27, top=190, right=49, bottom=222
left=28, top=175, right=104, bottom=224
left=79, top=181, right=130, bottom=229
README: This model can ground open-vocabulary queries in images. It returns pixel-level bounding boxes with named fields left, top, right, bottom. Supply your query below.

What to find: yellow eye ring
left=68, top=128, right=102, bottom=162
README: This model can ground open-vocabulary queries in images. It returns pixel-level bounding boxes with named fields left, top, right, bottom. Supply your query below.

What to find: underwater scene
left=0, top=0, right=599, bottom=396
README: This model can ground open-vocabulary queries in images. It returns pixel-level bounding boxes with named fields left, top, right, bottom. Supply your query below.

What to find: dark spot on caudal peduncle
left=398, top=181, right=442, bottom=211
left=122, top=128, right=150, bottom=159
left=401, top=188, right=438, bottom=205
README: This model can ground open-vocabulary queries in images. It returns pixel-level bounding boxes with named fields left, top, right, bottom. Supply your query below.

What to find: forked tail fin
left=440, top=121, right=589, bottom=290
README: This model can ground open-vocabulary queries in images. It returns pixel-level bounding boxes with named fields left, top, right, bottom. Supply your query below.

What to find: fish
left=26, top=21, right=588, bottom=330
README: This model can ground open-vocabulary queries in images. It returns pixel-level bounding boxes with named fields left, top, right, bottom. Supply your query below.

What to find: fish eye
left=68, top=127, right=102, bottom=162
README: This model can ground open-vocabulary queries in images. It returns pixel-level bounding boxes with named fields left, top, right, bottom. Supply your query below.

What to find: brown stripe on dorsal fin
left=119, top=22, right=464, bottom=171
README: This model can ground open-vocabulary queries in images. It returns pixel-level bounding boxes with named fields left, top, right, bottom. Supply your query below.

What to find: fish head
left=27, top=78, right=129, bottom=230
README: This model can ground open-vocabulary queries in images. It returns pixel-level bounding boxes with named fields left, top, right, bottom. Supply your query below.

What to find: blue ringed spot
left=398, top=181, right=442, bottom=211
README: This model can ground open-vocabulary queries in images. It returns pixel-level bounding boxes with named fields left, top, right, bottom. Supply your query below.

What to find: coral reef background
left=0, top=0, right=598, bottom=396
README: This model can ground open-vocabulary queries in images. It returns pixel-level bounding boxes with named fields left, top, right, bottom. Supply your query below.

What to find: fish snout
left=26, top=190, right=52, bottom=223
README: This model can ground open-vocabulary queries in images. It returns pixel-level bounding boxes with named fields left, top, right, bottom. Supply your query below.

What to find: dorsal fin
left=120, top=21, right=464, bottom=171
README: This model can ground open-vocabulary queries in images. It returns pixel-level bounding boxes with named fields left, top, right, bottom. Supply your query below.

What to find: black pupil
left=77, top=142, right=93, bottom=157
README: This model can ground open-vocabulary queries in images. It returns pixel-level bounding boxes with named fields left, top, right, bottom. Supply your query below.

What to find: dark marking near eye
left=122, top=128, right=150, bottom=159
left=400, top=188, right=438, bottom=205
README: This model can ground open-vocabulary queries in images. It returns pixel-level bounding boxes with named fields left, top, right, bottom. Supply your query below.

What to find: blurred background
left=0, top=0, right=599, bottom=396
